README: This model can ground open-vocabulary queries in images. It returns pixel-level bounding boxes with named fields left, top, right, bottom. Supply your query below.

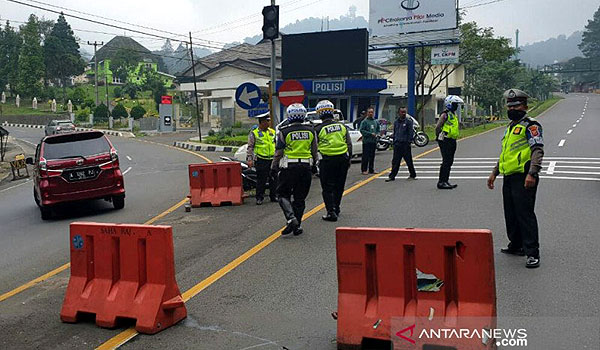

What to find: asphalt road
left=0, top=94, right=598, bottom=349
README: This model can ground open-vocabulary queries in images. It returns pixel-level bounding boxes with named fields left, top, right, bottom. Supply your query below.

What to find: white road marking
left=555, top=165, right=600, bottom=169
left=549, top=170, right=600, bottom=176
left=558, top=139, right=566, bottom=147
left=567, top=129, right=573, bottom=134
left=123, top=166, right=132, bottom=175
left=0, top=180, right=31, bottom=194
left=419, top=157, right=600, bottom=161
left=126, top=155, right=132, bottom=161
left=378, top=176, right=600, bottom=182
left=546, top=161, right=557, bottom=175
left=573, top=124, right=577, bottom=128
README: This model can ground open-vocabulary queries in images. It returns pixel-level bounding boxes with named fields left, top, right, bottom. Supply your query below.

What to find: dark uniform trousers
left=389, top=142, right=416, bottom=179
left=255, top=157, right=277, bottom=201
left=361, top=143, right=376, bottom=173
left=437, top=138, right=457, bottom=183
left=277, top=163, right=312, bottom=226
left=319, top=154, right=349, bottom=215
left=503, top=172, right=540, bottom=258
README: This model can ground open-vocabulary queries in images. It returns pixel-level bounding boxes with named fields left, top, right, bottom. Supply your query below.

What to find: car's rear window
left=57, top=121, right=73, bottom=126
left=43, top=132, right=110, bottom=160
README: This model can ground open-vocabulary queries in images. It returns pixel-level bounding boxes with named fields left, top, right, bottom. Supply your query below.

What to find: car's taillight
left=110, top=149, right=119, bottom=167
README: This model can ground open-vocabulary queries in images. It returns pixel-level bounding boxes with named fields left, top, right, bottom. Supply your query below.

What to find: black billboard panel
left=282, top=28, right=368, bottom=80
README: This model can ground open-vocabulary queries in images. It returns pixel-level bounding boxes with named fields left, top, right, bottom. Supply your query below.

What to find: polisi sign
left=312, top=80, right=345, bottom=95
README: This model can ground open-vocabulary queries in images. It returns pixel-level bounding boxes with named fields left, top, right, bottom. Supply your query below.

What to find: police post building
left=275, top=29, right=390, bottom=122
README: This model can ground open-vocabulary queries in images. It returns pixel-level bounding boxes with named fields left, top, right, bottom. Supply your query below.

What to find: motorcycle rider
left=435, top=95, right=464, bottom=189
left=271, top=103, right=319, bottom=236
left=314, top=100, right=352, bottom=222
left=246, top=114, right=277, bottom=205
left=386, top=107, right=417, bottom=182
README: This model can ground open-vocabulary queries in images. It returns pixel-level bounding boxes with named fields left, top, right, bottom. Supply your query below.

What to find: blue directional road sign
left=235, top=82, right=262, bottom=110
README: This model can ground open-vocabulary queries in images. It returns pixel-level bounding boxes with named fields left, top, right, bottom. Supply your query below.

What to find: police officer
left=314, top=100, right=352, bottom=222
left=271, top=103, right=319, bottom=235
left=435, top=95, right=464, bottom=189
left=246, top=114, right=277, bottom=205
left=488, top=89, right=544, bottom=268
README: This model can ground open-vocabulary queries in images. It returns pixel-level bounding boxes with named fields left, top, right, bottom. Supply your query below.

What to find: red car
left=26, top=131, right=125, bottom=220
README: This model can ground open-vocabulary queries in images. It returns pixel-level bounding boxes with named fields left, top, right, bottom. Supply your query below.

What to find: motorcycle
left=220, top=156, right=264, bottom=191
left=376, top=115, right=429, bottom=151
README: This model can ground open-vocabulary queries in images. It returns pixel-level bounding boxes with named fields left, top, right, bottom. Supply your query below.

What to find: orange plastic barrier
left=188, top=162, right=243, bottom=207
left=336, top=228, right=496, bottom=349
left=60, top=222, right=187, bottom=334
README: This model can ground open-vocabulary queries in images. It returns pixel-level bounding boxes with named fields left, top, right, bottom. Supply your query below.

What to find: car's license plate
left=67, top=168, right=98, bottom=181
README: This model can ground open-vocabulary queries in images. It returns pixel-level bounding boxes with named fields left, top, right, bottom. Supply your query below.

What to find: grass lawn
left=0, top=101, right=65, bottom=116
left=201, top=135, right=247, bottom=147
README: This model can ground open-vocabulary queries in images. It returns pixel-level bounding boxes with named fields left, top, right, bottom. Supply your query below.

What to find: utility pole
left=188, top=32, right=202, bottom=142
left=87, top=41, right=104, bottom=106
left=270, top=0, right=277, bottom=128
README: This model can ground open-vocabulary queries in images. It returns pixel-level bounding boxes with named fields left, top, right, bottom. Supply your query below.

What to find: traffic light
left=262, top=5, right=279, bottom=41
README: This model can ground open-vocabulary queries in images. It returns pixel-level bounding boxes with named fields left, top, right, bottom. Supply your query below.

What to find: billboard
left=282, top=29, right=368, bottom=79
left=431, top=45, right=460, bottom=65
left=369, top=0, right=458, bottom=36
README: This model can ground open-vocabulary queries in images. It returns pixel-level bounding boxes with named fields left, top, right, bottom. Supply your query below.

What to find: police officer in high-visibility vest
left=314, top=100, right=352, bottom=222
left=271, top=103, right=318, bottom=236
left=488, top=89, right=544, bottom=268
left=246, top=114, right=277, bottom=205
left=435, top=95, right=464, bottom=189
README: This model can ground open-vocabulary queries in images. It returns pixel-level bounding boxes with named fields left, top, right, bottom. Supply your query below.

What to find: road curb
left=1, top=122, right=135, bottom=138
left=173, top=141, right=237, bottom=153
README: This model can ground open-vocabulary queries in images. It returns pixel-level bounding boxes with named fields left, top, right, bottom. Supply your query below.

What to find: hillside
left=519, top=31, right=583, bottom=67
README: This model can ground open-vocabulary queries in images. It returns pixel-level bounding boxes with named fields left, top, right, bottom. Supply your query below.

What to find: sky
left=0, top=0, right=598, bottom=53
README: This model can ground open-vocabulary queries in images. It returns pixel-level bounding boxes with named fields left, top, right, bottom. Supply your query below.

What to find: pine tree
left=44, top=13, right=85, bottom=101
left=579, top=6, right=600, bottom=59
left=0, top=21, right=22, bottom=95
left=17, top=15, right=45, bottom=98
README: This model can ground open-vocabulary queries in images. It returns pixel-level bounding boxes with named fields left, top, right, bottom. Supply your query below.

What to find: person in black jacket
left=386, top=107, right=417, bottom=182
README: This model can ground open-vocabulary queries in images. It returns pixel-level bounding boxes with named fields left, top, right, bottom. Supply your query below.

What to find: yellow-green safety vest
left=442, top=111, right=459, bottom=139
left=284, top=129, right=314, bottom=159
left=252, top=127, right=275, bottom=159
left=499, top=121, right=531, bottom=175
left=318, top=122, right=348, bottom=156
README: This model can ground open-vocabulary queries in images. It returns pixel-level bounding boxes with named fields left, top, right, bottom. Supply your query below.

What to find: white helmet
left=315, top=100, right=335, bottom=118
left=286, top=103, right=307, bottom=123
left=444, top=95, right=464, bottom=111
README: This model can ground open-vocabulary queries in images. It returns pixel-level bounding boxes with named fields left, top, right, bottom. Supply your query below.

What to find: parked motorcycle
left=376, top=115, right=429, bottom=151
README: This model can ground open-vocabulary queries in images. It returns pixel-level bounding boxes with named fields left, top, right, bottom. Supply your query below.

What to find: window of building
left=112, top=76, right=122, bottom=84
left=210, top=100, right=223, bottom=116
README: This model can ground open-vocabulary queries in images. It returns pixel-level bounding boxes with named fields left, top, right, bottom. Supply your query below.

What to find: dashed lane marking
left=558, top=139, right=566, bottom=147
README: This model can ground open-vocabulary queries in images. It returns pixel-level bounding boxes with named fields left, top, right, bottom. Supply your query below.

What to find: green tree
left=113, top=86, right=122, bottom=98
left=17, top=15, right=45, bottom=98
left=94, top=103, right=109, bottom=122
left=111, top=48, right=140, bottom=83
left=112, top=103, right=128, bottom=118
left=580, top=6, right=600, bottom=59
left=69, top=87, right=86, bottom=105
left=44, top=13, right=85, bottom=102
left=122, top=82, right=139, bottom=99
left=130, top=105, right=146, bottom=120
left=0, top=21, right=22, bottom=95
left=141, top=68, right=166, bottom=110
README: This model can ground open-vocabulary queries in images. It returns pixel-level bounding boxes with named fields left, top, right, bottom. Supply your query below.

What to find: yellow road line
left=96, top=146, right=441, bottom=349
left=0, top=140, right=212, bottom=303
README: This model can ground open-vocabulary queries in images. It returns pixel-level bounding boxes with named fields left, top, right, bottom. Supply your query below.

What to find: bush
left=94, top=103, right=109, bottom=122
left=207, top=129, right=215, bottom=136
left=233, top=121, right=242, bottom=128
left=82, top=98, right=95, bottom=110
left=113, top=86, right=122, bottom=98
left=69, top=87, right=86, bottom=106
left=123, top=82, right=138, bottom=99
left=130, top=105, right=146, bottom=120
left=112, top=103, right=128, bottom=119
left=76, top=107, right=90, bottom=123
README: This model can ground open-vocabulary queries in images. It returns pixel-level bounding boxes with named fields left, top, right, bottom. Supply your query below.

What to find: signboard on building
left=431, top=45, right=460, bottom=65
left=312, top=80, right=346, bottom=95
left=369, top=0, right=458, bottom=36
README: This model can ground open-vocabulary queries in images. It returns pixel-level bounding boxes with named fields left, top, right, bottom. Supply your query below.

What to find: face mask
left=507, top=109, right=526, bottom=121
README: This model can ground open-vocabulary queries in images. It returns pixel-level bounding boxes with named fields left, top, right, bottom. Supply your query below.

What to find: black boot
left=279, top=197, right=298, bottom=235
left=292, top=202, right=305, bottom=236
left=322, top=212, right=338, bottom=222
left=437, top=182, right=454, bottom=189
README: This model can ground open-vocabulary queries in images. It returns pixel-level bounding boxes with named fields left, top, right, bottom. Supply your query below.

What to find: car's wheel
left=40, top=206, right=52, bottom=220
left=113, top=195, right=125, bottom=210
left=34, top=189, right=40, bottom=206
